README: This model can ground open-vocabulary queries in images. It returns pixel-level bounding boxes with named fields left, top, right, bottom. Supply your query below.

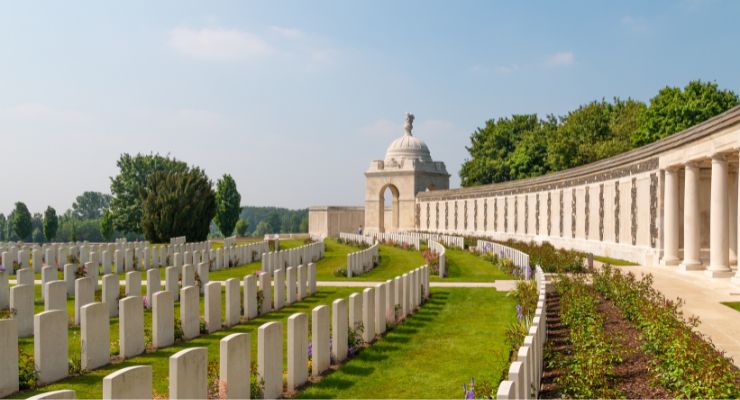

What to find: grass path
left=297, top=288, right=516, bottom=399
left=431, top=247, right=511, bottom=282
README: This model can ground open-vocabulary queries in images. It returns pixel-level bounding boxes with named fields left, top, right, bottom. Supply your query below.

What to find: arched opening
left=378, top=184, right=400, bottom=233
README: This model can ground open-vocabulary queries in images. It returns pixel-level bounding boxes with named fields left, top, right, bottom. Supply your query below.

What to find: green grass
left=315, top=240, right=426, bottom=282
left=721, top=301, right=740, bottom=312
left=431, top=247, right=511, bottom=282
left=298, top=288, right=516, bottom=399
left=592, top=255, right=638, bottom=266
left=14, top=286, right=365, bottom=399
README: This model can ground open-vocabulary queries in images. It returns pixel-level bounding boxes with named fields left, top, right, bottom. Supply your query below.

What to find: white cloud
left=168, top=27, right=273, bottom=61
left=270, top=26, right=304, bottom=40
left=546, top=51, right=575, bottom=67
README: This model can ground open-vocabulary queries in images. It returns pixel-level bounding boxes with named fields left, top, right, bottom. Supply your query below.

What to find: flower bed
left=593, top=266, right=740, bottom=398
left=552, top=275, right=622, bottom=398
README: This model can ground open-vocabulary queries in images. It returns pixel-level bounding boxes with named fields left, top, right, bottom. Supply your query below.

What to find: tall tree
left=110, top=153, right=188, bottom=234
left=140, top=168, right=216, bottom=243
left=100, top=208, right=114, bottom=241
left=459, top=115, right=540, bottom=186
left=43, top=206, right=58, bottom=241
left=11, top=202, right=33, bottom=241
left=235, top=219, right=249, bottom=237
left=266, top=211, right=281, bottom=234
left=253, top=220, right=271, bottom=237
left=214, top=174, right=242, bottom=237
left=0, top=213, right=5, bottom=241
left=72, top=191, right=112, bottom=219
left=632, top=80, right=739, bottom=146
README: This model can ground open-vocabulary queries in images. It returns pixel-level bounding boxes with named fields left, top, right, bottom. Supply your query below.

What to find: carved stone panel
left=650, top=173, right=658, bottom=248
left=631, top=178, right=637, bottom=246
left=599, top=184, right=604, bottom=242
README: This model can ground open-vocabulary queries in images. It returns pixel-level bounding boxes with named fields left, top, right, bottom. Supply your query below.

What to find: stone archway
left=378, top=183, right=400, bottom=232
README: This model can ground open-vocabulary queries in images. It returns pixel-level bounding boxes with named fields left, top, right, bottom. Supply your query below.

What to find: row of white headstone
left=26, top=265, right=431, bottom=400
left=365, top=231, right=422, bottom=250
left=476, top=239, right=531, bottom=279
left=338, top=232, right=376, bottom=246
left=0, top=239, right=270, bottom=276
left=496, top=266, right=547, bottom=400
left=408, top=232, right=465, bottom=249
left=260, top=241, right=324, bottom=274
left=0, top=261, right=322, bottom=398
left=0, top=240, right=271, bottom=309
left=346, top=243, right=379, bottom=277
left=428, top=240, right=447, bottom=277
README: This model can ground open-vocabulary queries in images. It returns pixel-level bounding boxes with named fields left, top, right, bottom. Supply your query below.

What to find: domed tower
left=365, top=113, right=450, bottom=233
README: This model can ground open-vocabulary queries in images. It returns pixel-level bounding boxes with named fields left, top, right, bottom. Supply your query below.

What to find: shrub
left=18, top=348, right=37, bottom=390
left=174, top=317, right=184, bottom=342
left=502, top=240, right=585, bottom=273
left=422, top=248, right=439, bottom=270
left=250, top=361, right=264, bottom=399
left=334, top=266, right=347, bottom=277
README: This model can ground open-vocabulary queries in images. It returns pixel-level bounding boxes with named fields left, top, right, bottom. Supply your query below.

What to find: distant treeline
left=209, top=206, right=308, bottom=238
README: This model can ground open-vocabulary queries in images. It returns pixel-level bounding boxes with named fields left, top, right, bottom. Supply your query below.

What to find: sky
left=1, top=0, right=740, bottom=213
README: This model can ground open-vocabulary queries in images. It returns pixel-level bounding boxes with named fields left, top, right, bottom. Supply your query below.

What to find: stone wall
left=308, top=206, right=365, bottom=238
left=416, top=106, right=740, bottom=267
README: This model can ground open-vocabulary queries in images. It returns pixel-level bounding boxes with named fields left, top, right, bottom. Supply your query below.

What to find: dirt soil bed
left=539, top=292, right=673, bottom=399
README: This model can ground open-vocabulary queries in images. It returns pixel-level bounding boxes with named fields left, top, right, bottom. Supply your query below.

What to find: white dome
left=384, top=133, right=433, bottom=163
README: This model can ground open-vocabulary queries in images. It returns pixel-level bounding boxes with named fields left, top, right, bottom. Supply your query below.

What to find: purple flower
left=0, top=264, right=5, bottom=273
left=308, top=342, right=312, bottom=358
left=463, top=377, right=475, bottom=399
left=516, top=304, right=523, bottom=321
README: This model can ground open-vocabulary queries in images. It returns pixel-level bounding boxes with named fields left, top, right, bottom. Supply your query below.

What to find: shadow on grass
left=297, top=290, right=452, bottom=398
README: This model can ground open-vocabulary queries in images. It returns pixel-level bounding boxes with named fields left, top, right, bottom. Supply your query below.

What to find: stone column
left=679, top=162, right=703, bottom=271
left=661, top=167, right=680, bottom=266
left=707, top=154, right=733, bottom=277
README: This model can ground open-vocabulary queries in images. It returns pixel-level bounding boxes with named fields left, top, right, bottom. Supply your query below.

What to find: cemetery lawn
left=721, top=301, right=740, bottom=312
left=592, top=255, right=639, bottom=266
left=297, top=287, right=516, bottom=399
left=16, top=286, right=365, bottom=399
left=430, top=247, right=511, bottom=282
left=314, top=240, right=426, bottom=282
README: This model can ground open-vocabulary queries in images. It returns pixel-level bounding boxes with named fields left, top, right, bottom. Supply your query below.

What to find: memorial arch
left=364, top=113, right=450, bottom=233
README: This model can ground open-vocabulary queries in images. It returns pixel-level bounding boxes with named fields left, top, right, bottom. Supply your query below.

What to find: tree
left=632, top=80, right=739, bottom=147
left=459, top=115, right=541, bottom=186
left=100, top=208, right=114, bottom=241
left=214, top=174, right=242, bottom=237
left=299, top=216, right=308, bottom=232
left=11, top=202, right=33, bottom=241
left=140, top=168, right=216, bottom=243
left=0, top=213, right=5, bottom=241
left=72, top=191, right=112, bottom=220
left=235, top=219, right=249, bottom=237
left=110, top=153, right=189, bottom=234
left=266, top=211, right=281, bottom=234
left=253, top=220, right=272, bottom=237
left=43, top=206, right=58, bottom=241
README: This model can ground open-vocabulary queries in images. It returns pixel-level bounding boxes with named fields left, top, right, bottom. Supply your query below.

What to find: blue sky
left=1, top=0, right=739, bottom=213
